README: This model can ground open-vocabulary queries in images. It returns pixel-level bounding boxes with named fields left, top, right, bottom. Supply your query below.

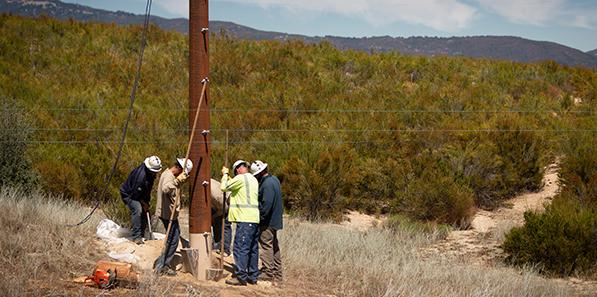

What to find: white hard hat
left=250, top=160, right=268, bottom=176
left=144, top=155, right=162, bottom=172
left=177, top=158, right=193, bottom=175
left=232, top=160, right=249, bottom=173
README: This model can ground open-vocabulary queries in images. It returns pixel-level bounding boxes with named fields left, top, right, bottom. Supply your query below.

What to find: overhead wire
left=7, top=108, right=595, bottom=113
left=67, top=0, right=153, bottom=227
left=5, top=128, right=596, bottom=133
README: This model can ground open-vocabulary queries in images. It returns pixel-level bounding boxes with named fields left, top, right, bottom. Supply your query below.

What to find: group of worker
left=118, top=155, right=283, bottom=285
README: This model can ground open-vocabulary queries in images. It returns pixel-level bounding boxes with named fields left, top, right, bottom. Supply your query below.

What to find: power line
left=67, top=0, right=153, bottom=227
left=4, top=128, right=596, bottom=133
left=1, top=138, right=572, bottom=145
left=5, top=108, right=594, bottom=114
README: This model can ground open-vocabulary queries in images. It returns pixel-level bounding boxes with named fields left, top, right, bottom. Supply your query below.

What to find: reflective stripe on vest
left=229, top=203, right=258, bottom=208
left=239, top=174, right=258, bottom=209
left=229, top=174, right=258, bottom=209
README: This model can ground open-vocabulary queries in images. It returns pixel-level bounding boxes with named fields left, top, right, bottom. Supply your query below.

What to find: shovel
left=155, top=81, right=207, bottom=274
left=146, top=212, right=155, bottom=240
left=207, top=129, right=229, bottom=281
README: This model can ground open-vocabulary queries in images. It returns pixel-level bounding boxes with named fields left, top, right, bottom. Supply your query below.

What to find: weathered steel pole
left=189, top=0, right=211, bottom=280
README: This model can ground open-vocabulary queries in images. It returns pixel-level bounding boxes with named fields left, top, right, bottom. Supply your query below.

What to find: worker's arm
left=220, top=174, right=244, bottom=192
left=130, top=169, right=147, bottom=201
left=259, top=181, right=275, bottom=220
left=162, top=176, right=180, bottom=195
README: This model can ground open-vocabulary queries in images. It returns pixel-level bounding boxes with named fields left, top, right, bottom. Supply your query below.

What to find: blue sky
left=64, top=0, right=597, bottom=52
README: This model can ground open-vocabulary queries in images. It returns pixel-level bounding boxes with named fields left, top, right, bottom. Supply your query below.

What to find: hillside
left=1, top=11, right=596, bottom=292
left=2, top=0, right=597, bottom=69
left=2, top=14, right=595, bottom=225
left=588, top=49, right=597, bottom=56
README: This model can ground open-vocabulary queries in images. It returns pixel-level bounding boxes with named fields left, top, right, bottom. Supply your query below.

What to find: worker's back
left=222, top=173, right=259, bottom=224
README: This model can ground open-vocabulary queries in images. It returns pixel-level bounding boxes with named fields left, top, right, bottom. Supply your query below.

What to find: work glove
left=176, top=172, right=189, bottom=183
left=221, top=166, right=229, bottom=176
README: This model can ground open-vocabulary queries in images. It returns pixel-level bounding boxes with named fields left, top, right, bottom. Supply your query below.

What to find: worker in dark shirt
left=250, top=160, right=283, bottom=282
left=120, top=155, right=162, bottom=245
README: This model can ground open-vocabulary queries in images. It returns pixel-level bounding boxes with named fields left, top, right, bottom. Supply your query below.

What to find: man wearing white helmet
left=250, top=160, right=283, bottom=282
left=221, top=160, right=260, bottom=286
left=154, top=158, right=193, bottom=275
left=120, top=155, right=162, bottom=245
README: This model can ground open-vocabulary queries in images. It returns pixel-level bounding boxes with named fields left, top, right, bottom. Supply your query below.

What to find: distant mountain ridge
left=2, top=0, right=597, bottom=69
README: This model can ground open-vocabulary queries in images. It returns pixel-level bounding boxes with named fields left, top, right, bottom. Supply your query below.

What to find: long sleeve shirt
left=155, top=169, right=183, bottom=220
left=258, top=174, right=283, bottom=230
left=119, top=163, right=155, bottom=204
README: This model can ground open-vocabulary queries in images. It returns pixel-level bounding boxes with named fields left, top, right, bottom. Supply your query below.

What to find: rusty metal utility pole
left=188, top=0, right=211, bottom=280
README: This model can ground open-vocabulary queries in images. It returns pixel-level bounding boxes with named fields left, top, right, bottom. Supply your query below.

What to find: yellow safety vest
left=220, top=172, right=259, bottom=223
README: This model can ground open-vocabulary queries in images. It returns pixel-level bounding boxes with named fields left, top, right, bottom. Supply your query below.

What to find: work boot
left=225, top=278, right=247, bottom=286
left=214, top=247, right=231, bottom=257
left=133, top=238, right=144, bottom=245
left=159, top=266, right=177, bottom=276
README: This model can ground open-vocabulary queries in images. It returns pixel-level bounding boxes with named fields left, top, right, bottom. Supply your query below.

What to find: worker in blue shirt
left=250, top=160, right=283, bottom=282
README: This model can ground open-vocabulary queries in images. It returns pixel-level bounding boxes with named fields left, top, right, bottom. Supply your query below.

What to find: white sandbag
left=96, top=218, right=130, bottom=244
left=107, top=251, right=139, bottom=264
left=152, top=232, right=166, bottom=240
left=211, top=178, right=226, bottom=216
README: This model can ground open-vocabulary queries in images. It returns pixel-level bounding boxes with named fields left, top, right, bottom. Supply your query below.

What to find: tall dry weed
left=0, top=187, right=101, bottom=296
left=280, top=221, right=574, bottom=297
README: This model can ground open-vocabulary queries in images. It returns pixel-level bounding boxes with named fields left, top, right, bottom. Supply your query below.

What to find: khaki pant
left=259, top=226, right=282, bottom=280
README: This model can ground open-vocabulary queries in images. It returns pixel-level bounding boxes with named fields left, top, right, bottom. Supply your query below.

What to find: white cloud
left=159, top=0, right=477, bottom=32
left=155, top=0, right=596, bottom=31
left=477, top=0, right=597, bottom=29
left=476, top=0, right=563, bottom=26
left=154, top=0, right=188, bottom=17
left=238, top=0, right=477, bottom=31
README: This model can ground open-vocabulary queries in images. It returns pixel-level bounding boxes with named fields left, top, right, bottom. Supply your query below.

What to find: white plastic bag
left=96, top=219, right=130, bottom=244
left=107, top=251, right=139, bottom=264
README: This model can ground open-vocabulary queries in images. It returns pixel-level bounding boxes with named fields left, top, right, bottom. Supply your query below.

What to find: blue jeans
left=212, top=215, right=232, bottom=254
left=233, top=222, right=259, bottom=283
left=122, top=196, right=147, bottom=240
left=160, top=218, right=180, bottom=268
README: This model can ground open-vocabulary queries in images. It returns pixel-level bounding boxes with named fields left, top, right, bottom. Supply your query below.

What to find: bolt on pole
left=188, top=0, right=211, bottom=280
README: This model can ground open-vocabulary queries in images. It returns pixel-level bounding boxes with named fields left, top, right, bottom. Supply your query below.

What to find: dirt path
left=419, top=162, right=597, bottom=296
left=420, top=162, right=559, bottom=265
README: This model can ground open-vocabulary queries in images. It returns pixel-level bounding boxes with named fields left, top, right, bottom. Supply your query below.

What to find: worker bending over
left=221, top=160, right=260, bottom=286
left=120, top=156, right=162, bottom=245
left=154, top=158, right=193, bottom=276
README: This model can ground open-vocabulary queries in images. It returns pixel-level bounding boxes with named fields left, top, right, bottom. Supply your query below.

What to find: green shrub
left=346, top=157, right=405, bottom=214
left=280, top=146, right=358, bottom=221
left=441, top=119, right=547, bottom=209
left=503, top=133, right=596, bottom=277
left=503, top=198, right=597, bottom=277
left=0, top=100, right=39, bottom=191
left=392, top=156, right=475, bottom=227
left=558, top=134, right=597, bottom=206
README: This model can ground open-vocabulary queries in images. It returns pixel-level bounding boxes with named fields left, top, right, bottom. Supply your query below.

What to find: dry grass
left=280, top=220, right=575, bottom=297
left=0, top=187, right=102, bottom=296
left=0, top=187, right=578, bottom=296
left=0, top=187, right=218, bottom=297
